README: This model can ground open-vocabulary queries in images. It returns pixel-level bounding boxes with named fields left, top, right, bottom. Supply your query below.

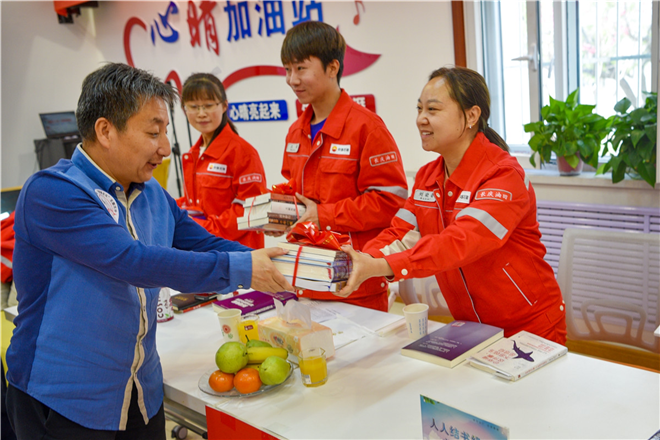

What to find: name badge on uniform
left=329, top=144, right=351, bottom=155
left=286, top=143, right=300, bottom=153
left=413, top=189, right=435, bottom=203
left=457, top=191, right=471, bottom=204
left=95, top=189, right=119, bottom=223
left=207, top=163, right=227, bottom=174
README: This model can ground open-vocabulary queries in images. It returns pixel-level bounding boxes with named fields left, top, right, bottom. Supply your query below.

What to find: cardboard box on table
left=258, top=299, right=335, bottom=359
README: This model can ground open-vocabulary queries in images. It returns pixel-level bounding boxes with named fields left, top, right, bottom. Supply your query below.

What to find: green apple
left=215, top=342, right=248, bottom=374
left=259, top=356, right=291, bottom=385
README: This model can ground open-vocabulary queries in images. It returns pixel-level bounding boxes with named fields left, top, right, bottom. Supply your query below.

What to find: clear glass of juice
left=238, top=314, right=260, bottom=344
left=298, top=347, right=327, bottom=387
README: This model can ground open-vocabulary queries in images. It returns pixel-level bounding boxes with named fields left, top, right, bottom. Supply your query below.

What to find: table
left=157, top=305, right=660, bottom=440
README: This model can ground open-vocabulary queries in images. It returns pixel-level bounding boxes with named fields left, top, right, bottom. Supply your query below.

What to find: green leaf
left=596, top=162, right=610, bottom=174
left=614, top=97, right=632, bottom=114
left=564, top=154, right=580, bottom=168
left=644, top=125, right=657, bottom=144
left=629, top=108, right=647, bottom=124
left=637, top=162, right=656, bottom=187
left=612, top=161, right=626, bottom=183
left=631, top=129, right=646, bottom=147
left=566, top=89, right=579, bottom=107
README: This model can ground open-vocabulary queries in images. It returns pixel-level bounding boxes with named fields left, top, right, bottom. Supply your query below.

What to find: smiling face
left=183, top=97, right=227, bottom=138
left=284, top=56, right=338, bottom=106
left=416, top=76, right=475, bottom=156
left=105, top=97, right=171, bottom=190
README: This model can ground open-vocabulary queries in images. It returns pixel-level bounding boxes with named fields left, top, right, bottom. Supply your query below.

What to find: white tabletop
left=157, top=305, right=660, bottom=440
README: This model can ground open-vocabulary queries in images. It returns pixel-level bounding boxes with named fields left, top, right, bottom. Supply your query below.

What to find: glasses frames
left=184, top=102, right=221, bottom=114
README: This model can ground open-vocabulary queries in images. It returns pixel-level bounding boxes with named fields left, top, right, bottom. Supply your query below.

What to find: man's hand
left=336, top=245, right=394, bottom=298
left=250, top=247, right=294, bottom=293
left=293, top=193, right=319, bottom=229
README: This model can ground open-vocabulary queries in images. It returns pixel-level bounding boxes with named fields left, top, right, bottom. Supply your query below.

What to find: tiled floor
left=163, top=300, right=406, bottom=439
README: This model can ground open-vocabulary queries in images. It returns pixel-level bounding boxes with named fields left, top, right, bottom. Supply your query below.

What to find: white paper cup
left=402, top=303, right=429, bottom=341
left=217, top=309, right=242, bottom=342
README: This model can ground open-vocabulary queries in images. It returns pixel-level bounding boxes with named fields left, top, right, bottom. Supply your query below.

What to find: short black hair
left=76, top=63, right=178, bottom=142
left=281, top=21, right=346, bottom=85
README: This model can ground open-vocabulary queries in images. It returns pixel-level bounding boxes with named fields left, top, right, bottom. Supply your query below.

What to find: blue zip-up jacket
left=7, top=146, right=252, bottom=430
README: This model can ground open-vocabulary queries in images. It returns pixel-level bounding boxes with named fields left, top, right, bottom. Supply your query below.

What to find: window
left=478, top=0, right=659, bottom=157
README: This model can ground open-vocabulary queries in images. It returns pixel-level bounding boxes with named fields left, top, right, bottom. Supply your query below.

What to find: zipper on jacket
left=435, top=183, right=482, bottom=323
left=301, top=133, right=323, bottom=196
left=116, top=188, right=150, bottom=427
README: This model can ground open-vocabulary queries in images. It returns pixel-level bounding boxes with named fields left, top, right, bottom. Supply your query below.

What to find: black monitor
left=39, top=111, right=80, bottom=139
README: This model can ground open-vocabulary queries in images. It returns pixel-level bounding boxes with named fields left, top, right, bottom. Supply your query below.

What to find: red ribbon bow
left=271, top=179, right=297, bottom=196
left=286, top=221, right=351, bottom=251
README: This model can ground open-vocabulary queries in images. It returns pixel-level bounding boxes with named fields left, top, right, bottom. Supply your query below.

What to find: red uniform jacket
left=364, top=133, right=566, bottom=343
left=1, top=211, right=15, bottom=283
left=282, top=90, right=408, bottom=311
left=177, top=125, right=267, bottom=249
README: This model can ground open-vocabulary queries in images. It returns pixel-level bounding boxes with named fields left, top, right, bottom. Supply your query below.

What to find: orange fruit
left=208, top=370, right=234, bottom=393
left=233, top=367, right=262, bottom=394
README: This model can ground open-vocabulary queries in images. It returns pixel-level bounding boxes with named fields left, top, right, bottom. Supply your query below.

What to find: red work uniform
left=364, top=133, right=566, bottom=343
left=177, top=125, right=267, bottom=249
left=282, top=90, right=408, bottom=311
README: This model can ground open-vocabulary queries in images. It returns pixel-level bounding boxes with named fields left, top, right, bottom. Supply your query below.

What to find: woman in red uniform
left=339, top=67, right=567, bottom=344
left=177, top=73, right=267, bottom=249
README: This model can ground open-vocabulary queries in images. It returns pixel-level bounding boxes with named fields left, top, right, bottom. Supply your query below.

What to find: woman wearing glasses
left=177, top=73, right=267, bottom=248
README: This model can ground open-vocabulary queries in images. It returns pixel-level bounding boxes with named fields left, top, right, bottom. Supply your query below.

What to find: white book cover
left=469, top=331, right=567, bottom=381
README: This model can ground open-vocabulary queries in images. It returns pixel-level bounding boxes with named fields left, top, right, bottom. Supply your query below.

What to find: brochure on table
left=420, top=395, right=509, bottom=440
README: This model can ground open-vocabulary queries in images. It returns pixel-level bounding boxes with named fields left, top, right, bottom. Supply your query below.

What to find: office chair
left=557, top=227, right=660, bottom=370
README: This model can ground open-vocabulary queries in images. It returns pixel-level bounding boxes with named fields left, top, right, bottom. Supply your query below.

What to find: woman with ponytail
left=339, top=66, right=566, bottom=344
left=177, top=73, right=267, bottom=249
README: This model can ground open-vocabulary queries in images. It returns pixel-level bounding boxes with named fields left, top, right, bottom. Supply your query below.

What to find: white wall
left=1, top=1, right=454, bottom=192
left=1, top=1, right=104, bottom=188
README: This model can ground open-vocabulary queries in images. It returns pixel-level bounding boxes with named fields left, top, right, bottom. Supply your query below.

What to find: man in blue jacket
left=5, top=63, right=293, bottom=440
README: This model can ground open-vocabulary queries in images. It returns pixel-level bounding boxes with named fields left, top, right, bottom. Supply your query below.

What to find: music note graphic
left=353, top=0, right=365, bottom=25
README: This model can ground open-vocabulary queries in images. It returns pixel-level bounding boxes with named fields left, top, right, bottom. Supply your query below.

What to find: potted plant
left=597, top=93, right=657, bottom=188
left=523, top=89, right=612, bottom=175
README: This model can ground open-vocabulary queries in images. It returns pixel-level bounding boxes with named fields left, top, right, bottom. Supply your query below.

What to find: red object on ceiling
left=53, top=1, right=88, bottom=16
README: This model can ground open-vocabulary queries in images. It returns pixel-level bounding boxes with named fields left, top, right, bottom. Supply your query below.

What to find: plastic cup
left=157, top=288, right=173, bottom=323
left=299, top=347, right=327, bottom=387
left=402, top=303, right=429, bottom=341
left=238, top=314, right=260, bottom=344
left=217, top=309, right=241, bottom=342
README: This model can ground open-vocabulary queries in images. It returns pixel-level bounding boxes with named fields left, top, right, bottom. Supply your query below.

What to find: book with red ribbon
left=237, top=193, right=305, bottom=231
left=274, top=222, right=353, bottom=292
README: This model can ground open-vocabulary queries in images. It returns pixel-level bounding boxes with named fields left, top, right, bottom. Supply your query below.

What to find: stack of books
left=237, top=193, right=306, bottom=232
left=273, top=242, right=352, bottom=293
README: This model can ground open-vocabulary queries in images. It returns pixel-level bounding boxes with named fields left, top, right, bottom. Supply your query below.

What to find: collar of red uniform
left=425, top=132, right=489, bottom=189
left=299, top=89, right=352, bottom=139
left=194, top=124, right=234, bottom=160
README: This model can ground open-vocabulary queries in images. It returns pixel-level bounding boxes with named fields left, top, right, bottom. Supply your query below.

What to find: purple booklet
left=401, top=321, right=503, bottom=368
left=212, top=290, right=298, bottom=315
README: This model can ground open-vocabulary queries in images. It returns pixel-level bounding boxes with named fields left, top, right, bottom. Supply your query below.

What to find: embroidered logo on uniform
left=475, top=188, right=512, bottom=202
left=369, top=151, right=398, bottom=167
left=286, top=143, right=300, bottom=153
left=239, top=173, right=263, bottom=184
left=95, top=189, right=119, bottom=223
left=329, top=144, right=351, bottom=155
left=207, top=163, right=227, bottom=174
left=413, top=189, right=435, bottom=202
left=457, top=191, right=471, bottom=204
